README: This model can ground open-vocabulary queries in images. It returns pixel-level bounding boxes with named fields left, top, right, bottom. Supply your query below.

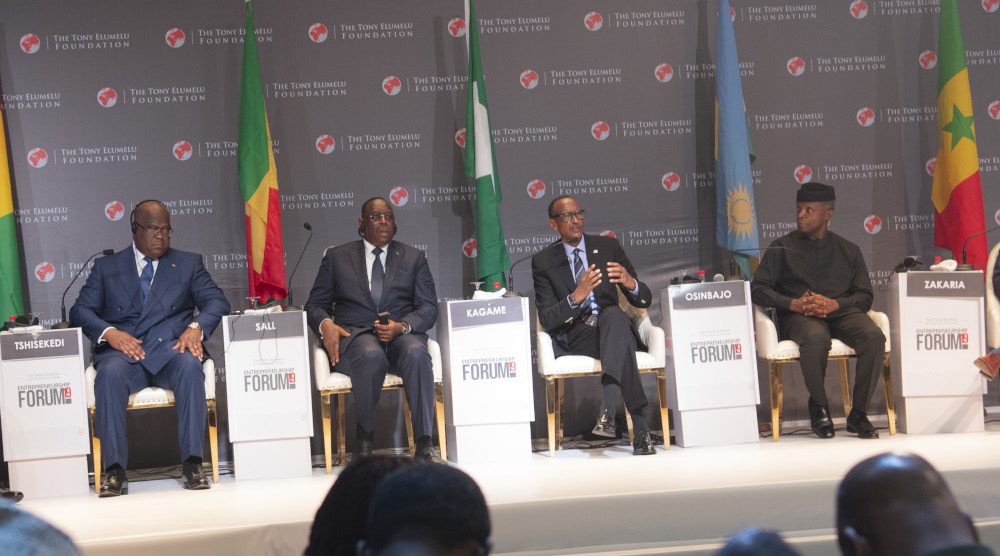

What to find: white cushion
left=319, top=372, right=404, bottom=392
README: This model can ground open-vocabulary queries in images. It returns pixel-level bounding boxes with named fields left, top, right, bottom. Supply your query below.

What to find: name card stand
left=223, top=311, right=313, bottom=480
left=661, top=282, right=760, bottom=447
left=0, top=328, right=90, bottom=498
left=438, top=297, right=534, bottom=464
left=889, top=271, right=986, bottom=434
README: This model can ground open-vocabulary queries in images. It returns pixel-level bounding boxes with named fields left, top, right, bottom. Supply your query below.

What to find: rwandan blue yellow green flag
left=714, top=0, right=758, bottom=278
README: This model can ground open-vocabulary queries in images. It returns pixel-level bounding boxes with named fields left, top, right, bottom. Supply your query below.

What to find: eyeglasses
left=135, top=222, right=173, bottom=237
left=551, top=210, right=586, bottom=223
left=364, top=213, right=395, bottom=223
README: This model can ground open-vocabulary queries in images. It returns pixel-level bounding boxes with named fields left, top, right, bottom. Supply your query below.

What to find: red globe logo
left=97, top=87, right=118, bottom=108
left=591, top=121, right=610, bottom=141
left=863, top=215, right=882, bottom=235
left=455, top=128, right=467, bottom=148
left=984, top=0, right=999, bottom=13
left=850, top=0, right=869, bottom=19
left=382, top=76, right=402, bottom=96
left=173, top=141, right=193, bottom=161
left=919, top=51, right=937, bottom=70
left=27, top=148, right=48, bottom=168
left=20, top=34, right=40, bottom=54
left=105, top=201, right=125, bottom=221
left=165, top=28, right=186, bottom=48
left=794, top=165, right=813, bottom=184
left=654, top=63, right=674, bottom=83
left=462, top=238, right=478, bottom=258
left=448, top=18, right=467, bottom=38
left=600, top=230, right=616, bottom=238
left=988, top=101, right=1000, bottom=120
left=730, top=6, right=736, bottom=22
left=584, top=12, right=603, bottom=31
left=390, top=187, right=409, bottom=207
left=34, top=262, right=55, bottom=283
left=995, top=208, right=1000, bottom=225
left=309, top=23, right=328, bottom=43
left=316, top=135, right=336, bottom=154
left=520, top=70, right=539, bottom=89
left=662, top=172, right=681, bottom=192
left=787, top=57, right=806, bottom=76
left=857, top=107, right=876, bottom=127
left=526, top=179, right=546, bottom=199
left=926, top=158, right=937, bottom=176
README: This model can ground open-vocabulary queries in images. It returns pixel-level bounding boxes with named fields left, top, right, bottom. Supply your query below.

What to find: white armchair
left=985, top=242, right=1000, bottom=349
left=312, top=339, right=445, bottom=472
left=536, top=292, right=668, bottom=456
left=753, top=306, right=896, bottom=441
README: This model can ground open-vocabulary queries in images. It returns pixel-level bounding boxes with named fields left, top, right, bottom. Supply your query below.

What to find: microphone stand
left=956, top=226, right=1000, bottom=271
left=52, top=249, right=114, bottom=329
left=283, top=223, right=313, bottom=311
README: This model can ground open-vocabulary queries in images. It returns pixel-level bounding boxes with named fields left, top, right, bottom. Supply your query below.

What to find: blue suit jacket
left=304, top=240, right=438, bottom=357
left=69, top=246, right=230, bottom=374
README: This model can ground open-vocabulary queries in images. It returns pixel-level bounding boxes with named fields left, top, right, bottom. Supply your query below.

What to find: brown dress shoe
left=973, top=352, right=1000, bottom=380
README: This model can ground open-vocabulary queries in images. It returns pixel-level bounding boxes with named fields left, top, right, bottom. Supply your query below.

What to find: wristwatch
left=187, top=321, right=201, bottom=331
left=401, top=321, right=411, bottom=334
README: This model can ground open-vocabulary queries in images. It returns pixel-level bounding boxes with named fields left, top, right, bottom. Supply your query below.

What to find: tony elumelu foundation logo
left=493, top=126, right=557, bottom=145
left=281, top=192, right=354, bottom=211
left=165, top=28, right=185, bottom=48
left=794, top=165, right=813, bottom=184
left=526, top=179, right=546, bottom=199
left=856, top=107, right=876, bottom=127
left=390, top=187, right=409, bottom=206
left=271, top=80, right=347, bottom=99
left=655, top=63, right=674, bottom=82
left=316, top=135, right=336, bottom=154
left=605, top=9, right=686, bottom=28
left=505, top=234, right=559, bottom=256
left=1, top=91, right=61, bottom=111
left=447, top=18, right=466, bottom=37
left=819, top=161, right=894, bottom=183
left=787, top=57, right=806, bottom=76
left=662, top=172, right=681, bottom=192
left=20, top=34, right=40, bottom=54
left=188, top=26, right=273, bottom=46
left=876, top=1, right=940, bottom=16
left=753, top=112, right=824, bottom=131
left=34, top=262, right=55, bottom=282
left=555, top=175, right=629, bottom=196
left=105, top=201, right=126, bottom=221
left=814, top=54, right=886, bottom=73
left=382, top=76, right=402, bottom=96
left=919, top=50, right=937, bottom=70
left=97, top=88, right=117, bottom=108
left=863, top=215, right=882, bottom=234
left=126, top=85, right=208, bottom=105
left=985, top=0, right=999, bottom=13
left=333, top=20, right=415, bottom=40
left=308, top=23, right=328, bottom=43
left=173, top=141, right=193, bottom=161
left=850, top=1, right=869, bottom=19
left=741, top=4, right=817, bottom=22
left=527, top=67, right=623, bottom=88
left=26, top=148, right=48, bottom=168
left=476, top=15, right=550, bottom=34
left=626, top=226, right=698, bottom=246
left=462, top=238, right=477, bottom=258
left=14, top=205, right=69, bottom=224
left=455, top=129, right=467, bottom=148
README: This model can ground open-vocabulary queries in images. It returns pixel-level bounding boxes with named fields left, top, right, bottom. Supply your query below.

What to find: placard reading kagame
left=223, top=311, right=313, bottom=442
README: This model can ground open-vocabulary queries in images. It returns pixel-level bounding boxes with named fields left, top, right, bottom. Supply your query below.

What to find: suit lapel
left=381, top=241, right=400, bottom=300
left=114, top=247, right=143, bottom=314
left=350, top=241, right=376, bottom=307
left=546, top=243, right=575, bottom=294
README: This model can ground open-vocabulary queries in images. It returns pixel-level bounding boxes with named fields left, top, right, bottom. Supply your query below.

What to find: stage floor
left=18, top=418, right=1000, bottom=556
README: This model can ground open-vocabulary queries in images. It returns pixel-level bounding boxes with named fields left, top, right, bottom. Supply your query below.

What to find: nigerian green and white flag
left=464, top=0, right=511, bottom=292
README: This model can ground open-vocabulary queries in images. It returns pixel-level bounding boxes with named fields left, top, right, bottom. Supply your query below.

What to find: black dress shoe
left=632, top=430, right=656, bottom=455
left=181, top=461, right=211, bottom=490
left=99, top=467, right=127, bottom=498
left=413, top=435, right=435, bottom=463
left=355, top=425, right=374, bottom=459
left=0, top=490, right=23, bottom=503
left=846, top=410, right=879, bottom=439
left=808, top=398, right=835, bottom=439
left=592, top=408, right=616, bottom=438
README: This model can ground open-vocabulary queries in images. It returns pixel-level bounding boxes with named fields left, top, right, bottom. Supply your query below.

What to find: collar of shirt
left=363, top=238, right=388, bottom=286
left=132, top=242, right=159, bottom=282
left=561, top=236, right=588, bottom=268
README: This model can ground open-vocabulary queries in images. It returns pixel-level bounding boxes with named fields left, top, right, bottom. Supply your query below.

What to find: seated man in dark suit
left=305, top=197, right=438, bottom=461
left=70, top=200, right=230, bottom=496
left=751, top=183, right=885, bottom=440
left=531, top=195, right=656, bottom=455
left=837, top=452, right=993, bottom=556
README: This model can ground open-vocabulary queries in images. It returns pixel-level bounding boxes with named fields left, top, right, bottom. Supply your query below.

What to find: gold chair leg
left=545, top=378, right=556, bottom=457
left=336, top=393, right=346, bottom=464
left=402, top=392, right=415, bottom=456
left=555, top=378, right=564, bottom=450
left=839, top=359, right=853, bottom=417
left=882, top=353, right=896, bottom=436
left=207, top=399, right=219, bottom=483
left=434, top=383, right=447, bottom=460
left=90, top=408, right=102, bottom=490
left=322, top=393, right=332, bottom=474
left=656, top=370, right=670, bottom=449
left=769, top=361, right=782, bottom=442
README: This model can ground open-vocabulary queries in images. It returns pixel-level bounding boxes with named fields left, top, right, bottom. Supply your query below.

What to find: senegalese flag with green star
left=932, top=0, right=986, bottom=270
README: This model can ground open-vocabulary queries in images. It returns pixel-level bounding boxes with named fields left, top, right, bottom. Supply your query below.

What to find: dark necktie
left=140, top=256, right=154, bottom=302
left=573, top=248, right=584, bottom=284
left=371, top=247, right=384, bottom=306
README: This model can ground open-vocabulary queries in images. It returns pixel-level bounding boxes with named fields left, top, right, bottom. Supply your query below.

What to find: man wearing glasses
left=71, top=199, right=230, bottom=496
left=532, top=196, right=656, bottom=455
left=305, top=197, right=438, bottom=461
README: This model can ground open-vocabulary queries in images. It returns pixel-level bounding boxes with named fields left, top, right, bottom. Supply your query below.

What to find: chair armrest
left=867, top=310, right=891, bottom=353
left=754, top=305, right=779, bottom=358
left=313, top=345, right=332, bottom=389
left=203, top=359, right=216, bottom=400
left=428, top=339, right=442, bottom=383
left=645, top=322, right=666, bottom=368
left=86, top=365, right=97, bottom=409
left=536, top=330, right=556, bottom=374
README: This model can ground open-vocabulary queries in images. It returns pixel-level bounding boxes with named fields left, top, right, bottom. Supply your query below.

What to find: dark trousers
left=94, top=353, right=206, bottom=470
left=565, top=306, right=648, bottom=411
left=782, top=310, right=886, bottom=413
left=340, top=332, right=434, bottom=438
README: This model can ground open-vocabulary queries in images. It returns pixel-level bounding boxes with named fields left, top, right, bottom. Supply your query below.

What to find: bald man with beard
left=836, top=452, right=993, bottom=556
